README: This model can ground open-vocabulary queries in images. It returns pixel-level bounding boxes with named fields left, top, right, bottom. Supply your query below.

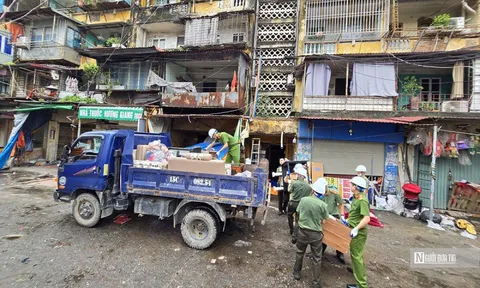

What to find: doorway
left=268, top=144, right=285, bottom=186
left=202, top=82, right=217, bottom=92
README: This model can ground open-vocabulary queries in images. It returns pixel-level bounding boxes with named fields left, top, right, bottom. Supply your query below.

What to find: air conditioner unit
left=14, top=36, right=30, bottom=49
left=449, top=17, right=465, bottom=29
left=441, top=100, right=469, bottom=112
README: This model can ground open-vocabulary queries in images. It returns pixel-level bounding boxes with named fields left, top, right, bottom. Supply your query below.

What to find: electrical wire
left=1, top=1, right=49, bottom=23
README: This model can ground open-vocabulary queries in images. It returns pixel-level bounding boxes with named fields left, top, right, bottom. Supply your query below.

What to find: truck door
left=60, top=135, right=107, bottom=192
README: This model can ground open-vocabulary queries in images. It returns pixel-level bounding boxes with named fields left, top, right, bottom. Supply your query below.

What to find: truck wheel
left=72, top=193, right=101, bottom=228
left=181, top=209, right=218, bottom=250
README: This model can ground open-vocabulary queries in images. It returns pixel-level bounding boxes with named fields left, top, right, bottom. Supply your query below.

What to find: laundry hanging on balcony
left=146, top=70, right=196, bottom=93
left=451, top=61, right=464, bottom=99
left=304, top=63, right=331, bottom=96
left=350, top=63, right=398, bottom=97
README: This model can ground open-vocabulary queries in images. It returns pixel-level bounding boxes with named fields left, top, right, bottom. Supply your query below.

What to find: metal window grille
left=305, top=0, right=390, bottom=42
left=259, top=1, right=297, bottom=20
left=257, top=23, right=296, bottom=42
left=233, top=0, right=244, bottom=7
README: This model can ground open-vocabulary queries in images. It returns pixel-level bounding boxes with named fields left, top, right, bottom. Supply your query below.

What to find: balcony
left=303, top=95, right=395, bottom=112
left=140, top=2, right=189, bottom=24
left=71, top=10, right=131, bottom=26
left=398, top=95, right=470, bottom=113
left=162, top=92, right=244, bottom=108
left=17, top=41, right=80, bottom=65
left=78, top=0, right=132, bottom=10
left=184, top=13, right=250, bottom=47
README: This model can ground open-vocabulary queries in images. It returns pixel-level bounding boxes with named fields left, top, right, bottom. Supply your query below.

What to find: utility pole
left=429, top=124, right=438, bottom=223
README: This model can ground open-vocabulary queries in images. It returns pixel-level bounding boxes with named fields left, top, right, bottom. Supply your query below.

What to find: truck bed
left=126, top=167, right=267, bottom=207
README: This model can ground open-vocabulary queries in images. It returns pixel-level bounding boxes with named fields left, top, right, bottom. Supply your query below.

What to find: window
left=149, top=38, right=166, bottom=49
left=66, top=27, right=81, bottom=49
left=71, top=136, right=103, bottom=160
left=420, top=78, right=441, bottom=102
left=233, top=0, right=244, bottom=7
left=232, top=32, right=245, bottom=43
left=0, top=35, right=13, bottom=55
left=176, top=37, right=184, bottom=47
left=31, top=28, right=42, bottom=47
left=44, top=27, right=53, bottom=43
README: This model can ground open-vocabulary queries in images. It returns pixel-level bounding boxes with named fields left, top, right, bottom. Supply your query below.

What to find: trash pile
left=134, top=140, right=171, bottom=169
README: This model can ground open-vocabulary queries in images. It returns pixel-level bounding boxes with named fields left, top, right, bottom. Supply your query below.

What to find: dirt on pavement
left=0, top=167, right=479, bottom=288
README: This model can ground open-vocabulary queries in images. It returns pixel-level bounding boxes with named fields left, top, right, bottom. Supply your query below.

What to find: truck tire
left=72, top=193, right=101, bottom=228
left=181, top=209, right=218, bottom=250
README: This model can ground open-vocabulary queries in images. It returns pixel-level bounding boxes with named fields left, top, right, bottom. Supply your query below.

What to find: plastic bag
left=407, top=129, right=428, bottom=146
left=458, top=150, right=472, bottom=166
left=146, top=140, right=170, bottom=163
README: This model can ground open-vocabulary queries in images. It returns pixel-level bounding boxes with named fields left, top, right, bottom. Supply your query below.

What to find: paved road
left=0, top=168, right=479, bottom=288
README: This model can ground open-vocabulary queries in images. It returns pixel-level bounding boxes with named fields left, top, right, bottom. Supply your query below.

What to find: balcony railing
left=17, top=41, right=80, bottom=65
left=79, top=0, right=132, bottom=9
left=162, top=92, right=244, bottom=109
left=398, top=94, right=470, bottom=112
left=303, top=95, right=395, bottom=112
left=142, top=2, right=189, bottom=23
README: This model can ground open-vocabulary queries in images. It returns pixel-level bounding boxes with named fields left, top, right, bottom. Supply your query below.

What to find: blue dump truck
left=54, top=130, right=268, bottom=249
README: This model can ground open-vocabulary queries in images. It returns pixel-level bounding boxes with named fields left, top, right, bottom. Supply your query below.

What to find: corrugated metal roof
left=152, top=114, right=246, bottom=119
left=298, top=116, right=428, bottom=124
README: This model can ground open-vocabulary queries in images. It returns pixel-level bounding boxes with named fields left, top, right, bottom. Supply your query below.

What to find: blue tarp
left=186, top=142, right=229, bottom=161
left=0, top=113, right=28, bottom=170
left=0, top=110, right=54, bottom=169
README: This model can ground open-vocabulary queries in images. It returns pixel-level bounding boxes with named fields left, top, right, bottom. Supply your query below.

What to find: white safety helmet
left=350, top=176, right=367, bottom=189
left=311, top=178, right=327, bottom=195
left=355, top=165, right=367, bottom=173
left=296, top=167, right=308, bottom=179
left=293, top=163, right=304, bottom=173
left=208, top=128, right=217, bottom=138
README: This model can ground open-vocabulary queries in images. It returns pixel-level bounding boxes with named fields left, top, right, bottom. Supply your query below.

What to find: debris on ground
left=21, top=257, right=30, bottom=264
left=210, top=259, right=216, bottom=264
left=218, top=256, right=225, bottom=260
left=3, top=234, right=23, bottom=240
left=113, top=215, right=131, bottom=225
left=441, top=215, right=456, bottom=230
left=233, top=240, right=252, bottom=247
left=460, top=230, right=477, bottom=240
left=174, top=248, right=180, bottom=252
left=247, top=251, right=253, bottom=254
left=427, top=220, right=445, bottom=231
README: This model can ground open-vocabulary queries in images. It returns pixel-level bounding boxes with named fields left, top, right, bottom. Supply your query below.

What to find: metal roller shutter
left=312, top=140, right=385, bottom=175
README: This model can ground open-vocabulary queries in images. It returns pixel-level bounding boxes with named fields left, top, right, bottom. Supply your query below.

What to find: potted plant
left=401, top=76, right=423, bottom=111
left=112, top=80, right=125, bottom=90
left=105, top=37, right=121, bottom=48
left=96, top=71, right=111, bottom=90
left=432, top=14, right=451, bottom=28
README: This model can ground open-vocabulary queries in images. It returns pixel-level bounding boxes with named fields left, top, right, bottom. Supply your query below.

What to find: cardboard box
left=168, top=157, right=225, bottom=175
left=136, top=145, right=149, bottom=160
left=311, top=162, right=324, bottom=182
left=322, top=218, right=352, bottom=254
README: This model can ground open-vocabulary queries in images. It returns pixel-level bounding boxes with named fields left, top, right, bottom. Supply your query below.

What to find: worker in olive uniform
left=280, top=163, right=305, bottom=215
left=346, top=176, right=371, bottom=288
left=206, top=128, right=241, bottom=164
left=287, top=167, right=311, bottom=240
left=320, top=183, right=348, bottom=264
left=293, top=178, right=330, bottom=288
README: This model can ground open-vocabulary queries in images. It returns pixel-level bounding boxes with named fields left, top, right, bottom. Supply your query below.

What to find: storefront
left=296, top=118, right=406, bottom=196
